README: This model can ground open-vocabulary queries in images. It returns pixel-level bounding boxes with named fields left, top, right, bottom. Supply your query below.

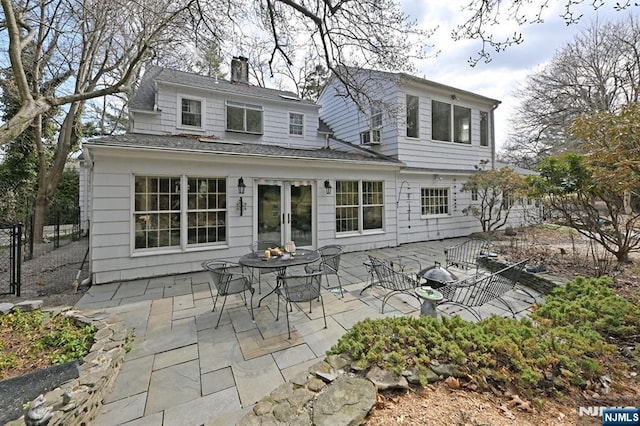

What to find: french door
left=256, top=181, right=313, bottom=247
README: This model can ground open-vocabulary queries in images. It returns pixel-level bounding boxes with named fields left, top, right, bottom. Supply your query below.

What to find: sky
left=399, top=1, right=635, bottom=151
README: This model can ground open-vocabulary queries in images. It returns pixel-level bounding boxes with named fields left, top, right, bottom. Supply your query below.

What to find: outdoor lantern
left=238, top=177, right=246, bottom=194
left=324, top=180, right=332, bottom=195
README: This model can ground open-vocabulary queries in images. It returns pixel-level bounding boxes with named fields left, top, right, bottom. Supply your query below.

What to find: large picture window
left=226, top=101, right=263, bottom=134
left=421, top=187, right=449, bottom=216
left=406, top=94, right=419, bottom=138
left=187, top=178, right=227, bottom=245
left=432, top=100, right=472, bottom=144
left=336, top=180, right=384, bottom=233
left=181, top=98, right=202, bottom=127
left=134, top=175, right=227, bottom=251
left=431, top=100, right=451, bottom=142
left=454, top=105, right=471, bottom=144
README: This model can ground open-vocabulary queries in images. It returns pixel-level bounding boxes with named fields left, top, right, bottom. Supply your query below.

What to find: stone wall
left=2, top=303, right=128, bottom=426
left=477, top=258, right=566, bottom=295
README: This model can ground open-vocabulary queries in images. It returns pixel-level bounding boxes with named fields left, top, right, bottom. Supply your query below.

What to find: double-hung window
left=335, top=180, right=384, bottom=233
left=289, top=112, right=304, bottom=135
left=226, top=101, right=263, bottom=134
left=406, top=94, right=419, bottom=138
left=360, top=104, right=382, bottom=144
left=187, top=178, right=227, bottom=245
left=421, top=187, right=449, bottom=216
left=180, top=98, right=202, bottom=128
left=134, top=175, right=227, bottom=251
left=431, top=100, right=471, bottom=144
left=134, top=176, right=182, bottom=249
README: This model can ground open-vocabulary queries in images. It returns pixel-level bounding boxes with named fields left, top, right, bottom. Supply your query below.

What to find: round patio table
left=239, top=248, right=320, bottom=307
left=415, top=286, right=444, bottom=318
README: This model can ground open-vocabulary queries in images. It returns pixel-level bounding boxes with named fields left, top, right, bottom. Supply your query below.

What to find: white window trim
left=288, top=112, right=304, bottom=136
left=479, top=110, right=490, bottom=148
left=406, top=94, right=420, bottom=139
left=335, top=180, right=385, bottom=235
left=130, top=174, right=229, bottom=256
left=225, top=100, right=264, bottom=134
left=420, top=186, right=451, bottom=218
left=177, top=95, right=205, bottom=130
left=431, top=99, right=474, bottom=145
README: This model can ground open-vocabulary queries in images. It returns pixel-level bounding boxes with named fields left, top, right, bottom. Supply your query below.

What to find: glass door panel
left=257, top=184, right=282, bottom=244
left=290, top=185, right=312, bottom=247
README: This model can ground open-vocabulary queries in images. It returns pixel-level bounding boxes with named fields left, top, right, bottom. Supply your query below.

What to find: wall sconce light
left=434, top=174, right=442, bottom=181
left=451, top=94, right=458, bottom=101
left=324, top=180, right=332, bottom=195
left=237, top=177, right=246, bottom=194
left=237, top=197, right=247, bottom=216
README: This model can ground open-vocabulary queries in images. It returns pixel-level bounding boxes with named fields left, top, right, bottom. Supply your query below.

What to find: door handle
left=282, top=213, right=285, bottom=224
left=287, top=213, right=290, bottom=224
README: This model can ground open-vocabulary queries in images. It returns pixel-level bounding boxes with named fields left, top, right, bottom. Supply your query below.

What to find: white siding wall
left=318, top=75, right=498, bottom=172
left=394, top=173, right=483, bottom=245
left=131, top=84, right=326, bottom=149
left=88, top=146, right=400, bottom=283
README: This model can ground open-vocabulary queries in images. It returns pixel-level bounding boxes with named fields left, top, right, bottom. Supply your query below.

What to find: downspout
left=490, top=103, right=499, bottom=169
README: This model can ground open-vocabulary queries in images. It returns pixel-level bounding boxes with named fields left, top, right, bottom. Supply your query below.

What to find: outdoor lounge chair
left=365, top=254, right=423, bottom=313
left=438, top=259, right=528, bottom=321
left=444, top=239, right=491, bottom=274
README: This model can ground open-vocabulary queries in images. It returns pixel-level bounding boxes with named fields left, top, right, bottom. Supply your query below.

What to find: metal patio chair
left=365, top=254, right=422, bottom=313
left=305, top=244, right=344, bottom=297
left=276, top=271, right=327, bottom=339
left=202, top=260, right=254, bottom=328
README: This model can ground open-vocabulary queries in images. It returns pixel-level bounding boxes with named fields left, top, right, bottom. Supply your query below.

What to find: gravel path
left=1, top=237, right=90, bottom=307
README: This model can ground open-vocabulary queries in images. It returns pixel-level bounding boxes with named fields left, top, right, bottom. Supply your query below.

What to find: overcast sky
left=400, top=1, right=633, bottom=151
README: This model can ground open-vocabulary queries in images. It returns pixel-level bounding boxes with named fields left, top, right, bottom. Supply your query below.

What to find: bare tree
left=502, top=13, right=640, bottom=167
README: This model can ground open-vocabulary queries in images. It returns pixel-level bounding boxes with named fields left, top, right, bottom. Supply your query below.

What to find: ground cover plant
left=0, top=308, right=96, bottom=381
left=330, top=276, right=639, bottom=398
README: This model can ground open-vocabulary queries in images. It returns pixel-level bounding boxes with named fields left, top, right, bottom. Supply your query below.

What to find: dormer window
left=360, top=103, right=382, bottom=145
left=289, top=112, right=304, bottom=135
left=226, top=101, right=263, bottom=134
left=180, top=97, right=202, bottom=128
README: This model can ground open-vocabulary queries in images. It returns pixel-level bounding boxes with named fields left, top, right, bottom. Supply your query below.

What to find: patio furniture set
left=202, top=243, right=343, bottom=338
left=202, top=239, right=533, bottom=339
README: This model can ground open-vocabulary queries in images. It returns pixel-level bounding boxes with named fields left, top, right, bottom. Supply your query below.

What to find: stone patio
left=75, top=238, right=543, bottom=426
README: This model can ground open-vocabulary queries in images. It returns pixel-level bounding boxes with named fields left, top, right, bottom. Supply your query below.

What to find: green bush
left=329, top=277, right=632, bottom=396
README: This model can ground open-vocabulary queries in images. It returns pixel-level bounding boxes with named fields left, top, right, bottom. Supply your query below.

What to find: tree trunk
left=31, top=102, right=81, bottom=243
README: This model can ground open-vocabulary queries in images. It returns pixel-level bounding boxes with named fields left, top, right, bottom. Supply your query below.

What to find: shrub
left=329, top=276, right=630, bottom=396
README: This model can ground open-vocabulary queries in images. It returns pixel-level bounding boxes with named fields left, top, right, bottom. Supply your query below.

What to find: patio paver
left=80, top=238, right=543, bottom=425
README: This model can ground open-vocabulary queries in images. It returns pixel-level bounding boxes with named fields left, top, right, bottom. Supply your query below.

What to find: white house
left=81, top=58, right=534, bottom=284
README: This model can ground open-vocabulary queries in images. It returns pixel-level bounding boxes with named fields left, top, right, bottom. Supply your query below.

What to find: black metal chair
left=365, top=255, right=423, bottom=313
left=248, top=241, right=281, bottom=293
left=276, top=271, right=327, bottom=339
left=202, top=261, right=254, bottom=328
left=305, top=245, right=344, bottom=297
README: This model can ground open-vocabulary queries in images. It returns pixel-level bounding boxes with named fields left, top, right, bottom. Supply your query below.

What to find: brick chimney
left=231, top=56, right=249, bottom=83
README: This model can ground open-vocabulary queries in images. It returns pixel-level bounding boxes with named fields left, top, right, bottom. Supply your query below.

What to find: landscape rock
left=13, top=300, right=43, bottom=312
left=366, top=366, right=409, bottom=391
left=312, top=376, right=376, bottom=426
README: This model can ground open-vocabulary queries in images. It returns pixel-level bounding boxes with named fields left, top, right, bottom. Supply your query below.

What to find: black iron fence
left=1, top=200, right=86, bottom=300
left=0, top=223, right=22, bottom=296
